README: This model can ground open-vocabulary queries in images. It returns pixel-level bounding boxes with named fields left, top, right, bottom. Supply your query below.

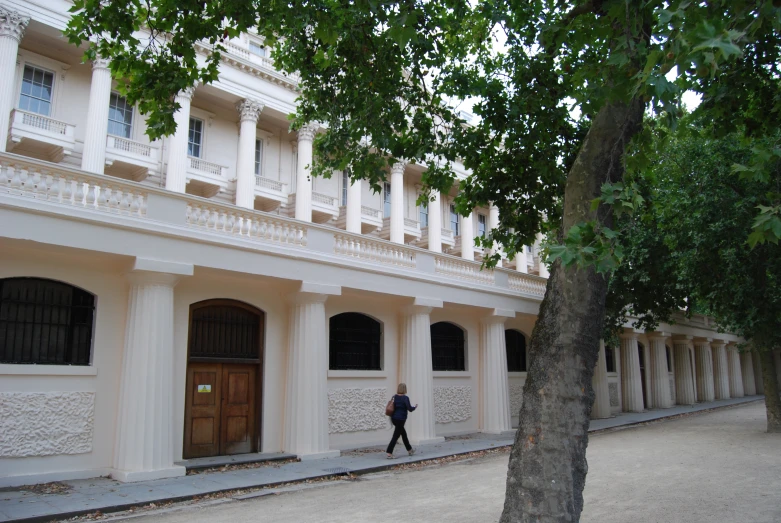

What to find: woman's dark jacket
left=391, top=394, right=416, bottom=421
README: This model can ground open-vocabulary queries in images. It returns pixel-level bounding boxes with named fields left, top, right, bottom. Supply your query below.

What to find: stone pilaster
left=165, top=87, right=195, bottom=193
left=479, top=310, right=513, bottom=433
left=711, top=342, right=731, bottom=400
left=741, top=350, right=757, bottom=396
left=591, top=340, right=612, bottom=419
left=283, top=282, right=340, bottom=459
left=389, top=160, right=406, bottom=244
left=752, top=351, right=764, bottom=395
left=649, top=334, right=673, bottom=409
left=294, top=123, right=318, bottom=221
left=81, top=58, right=113, bottom=174
left=345, top=175, right=361, bottom=233
left=112, top=259, right=193, bottom=482
left=399, top=298, right=444, bottom=445
left=727, top=344, right=744, bottom=398
left=694, top=339, right=716, bottom=402
left=0, top=7, right=29, bottom=152
left=620, top=333, right=644, bottom=412
left=461, top=210, right=475, bottom=261
left=235, top=98, right=263, bottom=209
left=428, top=190, right=442, bottom=253
left=673, top=338, right=696, bottom=405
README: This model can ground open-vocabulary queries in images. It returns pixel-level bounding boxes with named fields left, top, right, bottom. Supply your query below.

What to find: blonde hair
left=397, top=383, right=407, bottom=394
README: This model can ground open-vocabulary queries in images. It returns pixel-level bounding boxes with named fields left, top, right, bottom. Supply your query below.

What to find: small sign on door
left=197, top=384, right=212, bottom=393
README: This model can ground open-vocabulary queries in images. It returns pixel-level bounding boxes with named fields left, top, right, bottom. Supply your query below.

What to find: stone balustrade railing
left=404, top=217, right=420, bottom=228
left=334, top=234, right=416, bottom=268
left=186, top=202, right=307, bottom=247
left=441, top=228, right=454, bottom=240
left=106, top=135, right=154, bottom=158
left=434, top=256, right=495, bottom=285
left=12, top=109, right=73, bottom=137
left=508, top=273, right=546, bottom=297
left=255, top=175, right=285, bottom=192
left=312, top=191, right=337, bottom=206
left=188, top=156, right=227, bottom=177
left=361, top=205, right=381, bottom=218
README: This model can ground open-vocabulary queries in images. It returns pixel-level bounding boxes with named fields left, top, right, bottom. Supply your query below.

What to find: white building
left=0, top=1, right=765, bottom=488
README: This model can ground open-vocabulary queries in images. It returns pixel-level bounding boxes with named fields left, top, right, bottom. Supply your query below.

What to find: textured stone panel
left=509, top=382, right=524, bottom=418
left=670, top=378, right=676, bottom=404
left=609, top=383, right=620, bottom=407
left=0, top=392, right=95, bottom=457
left=328, top=387, right=390, bottom=433
left=433, top=386, right=472, bottom=424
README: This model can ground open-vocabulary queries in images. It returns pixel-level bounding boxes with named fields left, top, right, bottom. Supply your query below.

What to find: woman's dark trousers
left=386, top=419, right=411, bottom=453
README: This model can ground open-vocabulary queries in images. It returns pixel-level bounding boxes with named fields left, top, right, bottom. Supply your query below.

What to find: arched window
left=188, top=301, right=263, bottom=361
left=431, top=322, right=465, bottom=371
left=505, top=329, right=527, bottom=372
left=0, top=278, right=95, bottom=365
left=329, top=313, right=381, bottom=370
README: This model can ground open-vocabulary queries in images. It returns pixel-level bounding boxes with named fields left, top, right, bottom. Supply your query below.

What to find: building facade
left=0, top=0, right=770, bottom=488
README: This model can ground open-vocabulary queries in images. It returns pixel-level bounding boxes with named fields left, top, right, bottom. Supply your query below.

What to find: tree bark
left=500, top=98, right=644, bottom=523
left=760, top=350, right=781, bottom=433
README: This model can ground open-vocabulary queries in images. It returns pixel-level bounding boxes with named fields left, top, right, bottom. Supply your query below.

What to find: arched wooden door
left=183, top=300, right=264, bottom=459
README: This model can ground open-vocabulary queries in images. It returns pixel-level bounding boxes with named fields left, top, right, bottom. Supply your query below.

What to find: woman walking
left=386, top=383, right=417, bottom=459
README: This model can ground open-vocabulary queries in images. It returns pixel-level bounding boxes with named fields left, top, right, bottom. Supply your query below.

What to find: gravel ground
left=100, top=402, right=780, bottom=523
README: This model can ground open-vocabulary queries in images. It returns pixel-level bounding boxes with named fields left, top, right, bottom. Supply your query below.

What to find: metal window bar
left=431, top=322, right=465, bottom=371
left=505, top=329, right=526, bottom=372
left=329, top=313, right=381, bottom=370
left=189, top=305, right=260, bottom=360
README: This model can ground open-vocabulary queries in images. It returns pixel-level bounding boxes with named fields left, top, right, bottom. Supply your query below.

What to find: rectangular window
left=419, top=201, right=429, bottom=227
left=249, top=41, right=267, bottom=57
left=188, top=117, right=203, bottom=158
left=449, top=204, right=460, bottom=236
left=254, top=139, right=263, bottom=175
left=107, top=93, right=133, bottom=138
left=383, top=182, right=391, bottom=218
left=605, top=347, right=616, bottom=373
left=19, top=65, right=54, bottom=116
left=342, top=170, right=348, bottom=206
left=478, top=213, right=487, bottom=237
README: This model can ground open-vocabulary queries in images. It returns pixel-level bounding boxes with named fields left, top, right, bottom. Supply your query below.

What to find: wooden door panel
left=221, top=365, right=256, bottom=455
left=183, top=363, right=221, bottom=459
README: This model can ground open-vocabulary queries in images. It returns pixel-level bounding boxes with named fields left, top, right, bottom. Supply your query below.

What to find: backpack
left=385, top=395, right=396, bottom=416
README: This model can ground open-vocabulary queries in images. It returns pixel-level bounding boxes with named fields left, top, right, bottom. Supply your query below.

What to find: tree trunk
left=760, top=350, right=781, bottom=433
left=500, top=98, right=644, bottom=523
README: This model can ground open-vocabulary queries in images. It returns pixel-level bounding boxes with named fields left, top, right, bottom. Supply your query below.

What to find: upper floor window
left=254, top=138, right=263, bottom=175
left=0, top=278, right=95, bottom=366
left=505, top=329, right=527, bottom=372
left=477, top=213, right=487, bottom=237
left=449, top=204, right=460, bottom=236
left=19, top=65, right=54, bottom=116
left=329, top=313, right=382, bottom=370
left=419, top=201, right=429, bottom=227
left=188, top=117, right=203, bottom=158
left=431, top=322, right=465, bottom=371
left=605, top=347, right=616, bottom=373
left=383, top=182, right=391, bottom=218
left=342, top=170, right=349, bottom=206
left=108, top=93, right=133, bottom=138
left=249, top=41, right=267, bottom=57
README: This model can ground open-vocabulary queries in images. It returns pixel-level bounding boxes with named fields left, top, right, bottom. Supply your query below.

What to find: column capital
left=619, top=329, right=640, bottom=340
left=176, top=85, right=198, bottom=101
left=0, top=7, right=29, bottom=43
left=236, top=98, right=264, bottom=123
left=693, top=337, right=714, bottom=346
left=125, top=258, right=194, bottom=286
left=646, top=331, right=671, bottom=341
left=297, top=122, right=319, bottom=142
left=480, top=308, right=514, bottom=325
left=390, top=159, right=408, bottom=175
left=92, top=56, right=111, bottom=71
left=288, top=281, right=341, bottom=304
left=710, top=340, right=727, bottom=348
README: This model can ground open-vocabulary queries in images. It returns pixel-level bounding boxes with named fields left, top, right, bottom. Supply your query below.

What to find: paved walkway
left=0, top=396, right=763, bottom=522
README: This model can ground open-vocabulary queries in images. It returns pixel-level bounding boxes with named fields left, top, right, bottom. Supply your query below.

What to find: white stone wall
left=328, top=388, right=390, bottom=433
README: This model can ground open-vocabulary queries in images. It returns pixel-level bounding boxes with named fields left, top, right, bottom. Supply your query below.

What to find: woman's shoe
left=387, top=453, right=395, bottom=459
left=408, top=448, right=415, bottom=456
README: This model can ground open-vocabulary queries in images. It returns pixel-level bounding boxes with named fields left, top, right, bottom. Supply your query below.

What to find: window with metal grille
left=605, top=346, right=616, bottom=373
left=329, top=313, right=382, bottom=370
left=383, top=182, right=391, bottom=217
left=419, top=200, right=428, bottom=227
left=255, top=139, right=263, bottom=175
left=19, top=65, right=54, bottom=116
left=108, top=92, right=133, bottom=138
left=431, top=322, right=465, bottom=371
left=449, top=204, right=460, bottom=236
left=477, top=213, right=487, bottom=237
left=505, top=329, right=527, bottom=372
left=0, top=278, right=95, bottom=365
left=188, top=117, right=203, bottom=158
left=188, top=302, right=262, bottom=361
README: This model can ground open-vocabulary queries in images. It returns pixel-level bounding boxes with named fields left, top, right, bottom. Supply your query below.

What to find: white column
left=461, top=210, right=475, bottom=261
left=112, top=259, right=193, bottom=482
left=428, top=190, right=442, bottom=253
left=345, top=176, right=362, bottom=233
left=741, top=351, right=757, bottom=396
left=80, top=58, right=113, bottom=174
left=479, top=310, right=512, bottom=433
left=753, top=351, right=764, bottom=395
left=235, top=99, right=263, bottom=209
left=711, top=342, right=731, bottom=400
left=674, top=339, right=696, bottom=405
left=515, top=248, right=528, bottom=273
left=284, top=282, right=341, bottom=459
left=389, top=160, right=406, bottom=244
left=727, top=345, right=745, bottom=398
left=294, top=123, right=318, bottom=222
left=620, top=334, right=644, bottom=412
left=489, top=204, right=502, bottom=267
left=592, top=340, right=612, bottom=419
left=0, top=8, right=28, bottom=153
left=649, top=335, right=672, bottom=409
left=165, top=87, right=195, bottom=193
left=694, top=339, right=715, bottom=402
left=399, top=298, right=444, bottom=445
left=536, top=233, right=550, bottom=278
